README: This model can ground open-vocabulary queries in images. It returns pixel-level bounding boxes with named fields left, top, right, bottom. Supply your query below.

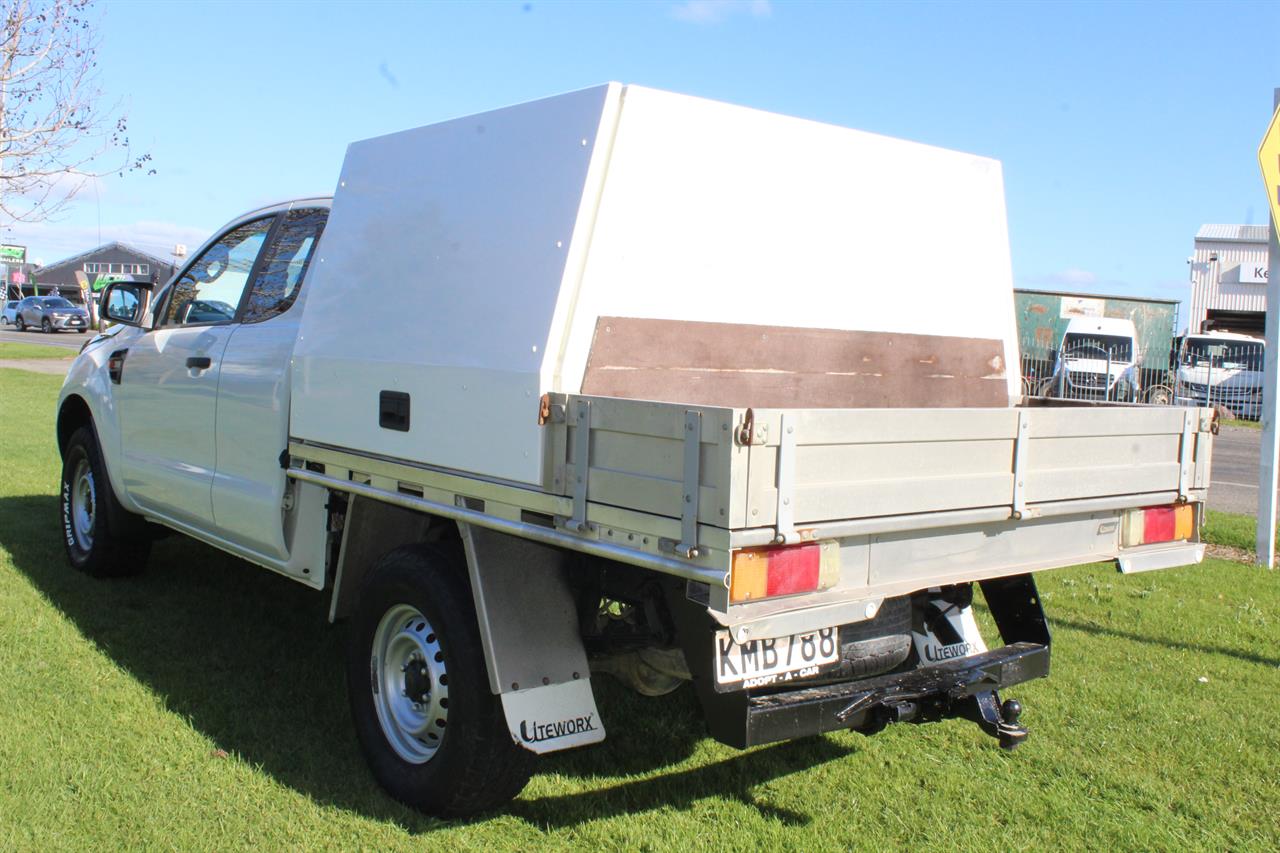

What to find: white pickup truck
left=55, top=85, right=1213, bottom=817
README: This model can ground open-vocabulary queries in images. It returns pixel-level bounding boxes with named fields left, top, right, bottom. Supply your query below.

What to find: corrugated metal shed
left=1195, top=224, right=1270, bottom=242
left=1189, top=224, right=1270, bottom=333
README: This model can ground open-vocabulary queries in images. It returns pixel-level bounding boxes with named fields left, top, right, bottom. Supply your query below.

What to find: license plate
left=714, top=626, right=839, bottom=688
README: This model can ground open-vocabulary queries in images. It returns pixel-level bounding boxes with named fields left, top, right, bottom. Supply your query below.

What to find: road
left=0, top=326, right=86, bottom=349
left=1207, top=424, right=1279, bottom=516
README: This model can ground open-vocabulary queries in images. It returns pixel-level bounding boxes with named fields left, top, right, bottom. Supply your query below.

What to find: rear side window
left=242, top=207, right=328, bottom=324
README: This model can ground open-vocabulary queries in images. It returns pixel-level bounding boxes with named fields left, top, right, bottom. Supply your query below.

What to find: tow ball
left=840, top=687, right=1030, bottom=750
left=960, top=691, right=1028, bottom=750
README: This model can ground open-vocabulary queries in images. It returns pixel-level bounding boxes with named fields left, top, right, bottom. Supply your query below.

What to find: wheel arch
left=57, top=394, right=95, bottom=459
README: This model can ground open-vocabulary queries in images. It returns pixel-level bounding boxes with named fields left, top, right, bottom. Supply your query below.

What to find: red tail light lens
left=730, top=541, right=839, bottom=603
left=1121, top=504, right=1194, bottom=547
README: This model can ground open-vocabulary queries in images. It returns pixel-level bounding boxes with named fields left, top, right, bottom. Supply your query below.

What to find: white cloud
left=671, top=0, right=771, bottom=24
left=1023, top=268, right=1100, bottom=288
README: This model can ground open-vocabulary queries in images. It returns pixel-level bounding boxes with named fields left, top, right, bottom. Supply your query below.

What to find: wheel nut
left=420, top=667, right=427, bottom=677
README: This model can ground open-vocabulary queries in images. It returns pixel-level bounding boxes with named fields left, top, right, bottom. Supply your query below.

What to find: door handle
left=186, top=356, right=212, bottom=370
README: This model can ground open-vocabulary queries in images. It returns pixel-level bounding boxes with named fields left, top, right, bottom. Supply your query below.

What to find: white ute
left=55, top=84, right=1214, bottom=816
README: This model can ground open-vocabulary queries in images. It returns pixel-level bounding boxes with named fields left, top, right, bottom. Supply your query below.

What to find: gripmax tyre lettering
left=345, top=543, right=535, bottom=817
left=60, top=426, right=151, bottom=577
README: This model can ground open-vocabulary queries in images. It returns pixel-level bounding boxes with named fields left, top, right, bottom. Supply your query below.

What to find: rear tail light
left=1121, top=504, right=1194, bottom=547
left=730, top=541, right=839, bottom=603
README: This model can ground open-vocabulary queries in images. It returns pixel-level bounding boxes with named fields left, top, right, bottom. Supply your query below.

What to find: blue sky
left=4, top=0, right=1278, bottom=306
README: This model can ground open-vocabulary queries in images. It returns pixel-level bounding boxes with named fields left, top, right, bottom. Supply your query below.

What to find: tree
left=0, top=0, right=150, bottom=224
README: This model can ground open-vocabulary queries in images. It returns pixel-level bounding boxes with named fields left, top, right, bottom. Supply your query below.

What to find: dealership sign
left=0, top=244, right=25, bottom=264
left=1239, top=264, right=1269, bottom=284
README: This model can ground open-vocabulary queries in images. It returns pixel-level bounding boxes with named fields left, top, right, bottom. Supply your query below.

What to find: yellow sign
left=1261, top=103, right=1280, bottom=228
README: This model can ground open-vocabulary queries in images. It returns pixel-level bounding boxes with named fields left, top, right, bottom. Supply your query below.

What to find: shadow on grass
left=513, top=738, right=849, bottom=827
left=1053, top=616, right=1280, bottom=669
left=0, top=493, right=846, bottom=830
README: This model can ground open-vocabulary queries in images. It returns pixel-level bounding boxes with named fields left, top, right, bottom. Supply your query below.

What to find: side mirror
left=101, top=282, right=151, bottom=327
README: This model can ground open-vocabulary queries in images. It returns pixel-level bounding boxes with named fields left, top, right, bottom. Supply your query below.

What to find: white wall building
left=1188, top=224, right=1270, bottom=335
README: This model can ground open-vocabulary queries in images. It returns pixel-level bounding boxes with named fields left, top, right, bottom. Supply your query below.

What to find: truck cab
left=1048, top=316, right=1141, bottom=401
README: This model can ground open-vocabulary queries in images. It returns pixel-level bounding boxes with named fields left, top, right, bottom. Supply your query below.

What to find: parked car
left=1, top=300, right=18, bottom=325
left=14, top=295, right=90, bottom=333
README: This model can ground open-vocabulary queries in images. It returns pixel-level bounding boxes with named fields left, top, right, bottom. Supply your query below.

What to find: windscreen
left=1182, top=338, right=1263, bottom=370
left=44, top=297, right=73, bottom=308
left=1062, top=333, right=1133, bottom=362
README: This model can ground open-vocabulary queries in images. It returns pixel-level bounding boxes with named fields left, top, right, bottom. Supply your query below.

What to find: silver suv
left=14, top=295, right=90, bottom=333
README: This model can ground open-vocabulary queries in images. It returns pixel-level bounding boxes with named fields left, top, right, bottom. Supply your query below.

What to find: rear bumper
left=740, top=642, right=1049, bottom=746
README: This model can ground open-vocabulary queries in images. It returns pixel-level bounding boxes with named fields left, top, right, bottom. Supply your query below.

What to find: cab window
left=163, top=218, right=274, bottom=326
left=241, top=207, right=328, bottom=323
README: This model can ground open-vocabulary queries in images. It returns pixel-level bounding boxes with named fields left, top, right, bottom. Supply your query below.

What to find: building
left=1188, top=225, right=1270, bottom=336
left=29, top=242, right=178, bottom=304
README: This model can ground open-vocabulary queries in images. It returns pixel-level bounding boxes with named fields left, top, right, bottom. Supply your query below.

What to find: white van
left=1047, top=316, right=1141, bottom=401
left=1175, top=331, right=1265, bottom=419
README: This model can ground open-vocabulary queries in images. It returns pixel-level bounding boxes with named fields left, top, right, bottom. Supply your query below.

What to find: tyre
left=14, top=315, right=24, bottom=331
left=346, top=543, right=535, bottom=817
left=60, top=426, right=151, bottom=577
left=831, top=595, right=912, bottom=679
left=41, top=318, right=53, bottom=333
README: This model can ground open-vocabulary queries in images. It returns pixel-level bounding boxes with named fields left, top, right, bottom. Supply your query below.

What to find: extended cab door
left=211, top=206, right=329, bottom=560
left=115, top=216, right=275, bottom=528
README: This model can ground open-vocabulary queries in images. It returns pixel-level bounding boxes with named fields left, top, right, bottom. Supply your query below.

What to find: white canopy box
left=291, top=83, right=1021, bottom=485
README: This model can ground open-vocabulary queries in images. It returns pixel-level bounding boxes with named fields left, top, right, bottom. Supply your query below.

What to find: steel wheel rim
left=71, top=458, right=96, bottom=550
left=371, top=603, right=449, bottom=764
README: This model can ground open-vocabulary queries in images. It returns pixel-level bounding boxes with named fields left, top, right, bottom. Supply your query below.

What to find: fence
left=1019, top=335, right=1265, bottom=419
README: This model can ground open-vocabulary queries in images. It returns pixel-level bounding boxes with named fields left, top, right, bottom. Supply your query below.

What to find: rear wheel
left=346, top=543, right=535, bottom=817
left=60, top=426, right=151, bottom=577
left=832, top=595, right=912, bottom=679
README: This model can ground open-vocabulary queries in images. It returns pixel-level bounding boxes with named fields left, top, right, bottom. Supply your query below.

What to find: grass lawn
left=0, top=342, right=77, bottom=360
left=1, top=368, right=1278, bottom=850
left=1204, top=508, right=1275, bottom=552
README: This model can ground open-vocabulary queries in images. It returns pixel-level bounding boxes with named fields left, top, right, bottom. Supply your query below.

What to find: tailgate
left=736, top=404, right=1213, bottom=543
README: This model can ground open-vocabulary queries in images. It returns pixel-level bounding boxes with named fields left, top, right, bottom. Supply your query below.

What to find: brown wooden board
left=581, top=317, right=1009, bottom=408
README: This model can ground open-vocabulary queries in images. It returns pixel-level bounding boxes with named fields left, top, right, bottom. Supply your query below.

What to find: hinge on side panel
left=565, top=399, right=592, bottom=533
left=1177, top=408, right=1194, bottom=502
left=774, top=412, right=797, bottom=544
left=1010, top=410, right=1030, bottom=519
left=672, top=410, right=703, bottom=558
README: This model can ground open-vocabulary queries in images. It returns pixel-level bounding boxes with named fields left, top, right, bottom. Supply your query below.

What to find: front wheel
left=60, top=426, right=151, bottom=577
left=346, top=543, right=535, bottom=817
left=41, top=318, right=53, bottom=333
left=14, top=315, right=24, bottom=331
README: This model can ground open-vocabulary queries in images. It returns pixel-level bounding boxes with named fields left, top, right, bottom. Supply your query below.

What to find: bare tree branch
left=0, top=0, right=153, bottom=225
